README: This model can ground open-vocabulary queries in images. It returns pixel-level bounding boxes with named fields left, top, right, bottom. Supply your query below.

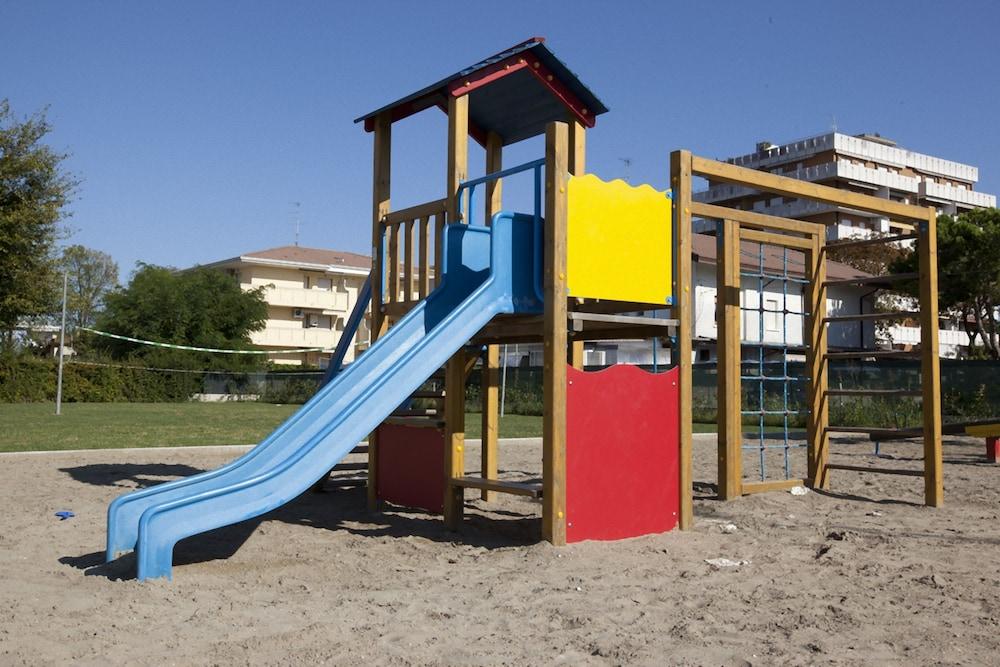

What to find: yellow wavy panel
left=567, top=174, right=672, bottom=304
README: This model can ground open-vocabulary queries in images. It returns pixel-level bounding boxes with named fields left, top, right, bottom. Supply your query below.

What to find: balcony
left=251, top=326, right=341, bottom=350
left=262, top=286, right=350, bottom=312
left=919, top=181, right=996, bottom=209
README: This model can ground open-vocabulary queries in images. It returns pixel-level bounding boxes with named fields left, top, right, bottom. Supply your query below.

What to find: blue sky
left=4, top=1, right=999, bottom=279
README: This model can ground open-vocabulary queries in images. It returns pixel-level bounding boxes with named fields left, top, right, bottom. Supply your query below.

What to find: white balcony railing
left=919, top=181, right=996, bottom=208
left=263, top=286, right=350, bottom=312
left=251, top=327, right=340, bottom=350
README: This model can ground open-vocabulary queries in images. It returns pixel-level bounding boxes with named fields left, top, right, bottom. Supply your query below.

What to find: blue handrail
left=458, top=157, right=546, bottom=227
left=321, top=274, right=372, bottom=386
left=458, top=157, right=546, bottom=302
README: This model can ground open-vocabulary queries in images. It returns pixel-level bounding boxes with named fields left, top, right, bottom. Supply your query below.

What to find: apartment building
left=692, top=132, right=996, bottom=357
left=202, top=245, right=371, bottom=366
left=693, top=131, right=996, bottom=240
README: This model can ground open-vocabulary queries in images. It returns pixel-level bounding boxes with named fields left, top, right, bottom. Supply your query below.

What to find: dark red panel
left=566, top=365, right=679, bottom=543
left=376, top=424, right=445, bottom=513
left=988, top=436, right=999, bottom=463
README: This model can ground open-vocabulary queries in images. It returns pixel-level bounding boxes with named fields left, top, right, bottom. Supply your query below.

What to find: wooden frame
left=681, top=152, right=942, bottom=506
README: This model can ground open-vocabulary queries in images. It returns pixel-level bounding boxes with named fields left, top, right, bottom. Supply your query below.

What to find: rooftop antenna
left=618, top=157, right=632, bottom=183
left=831, top=115, right=838, bottom=132
left=291, top=201, right=301, bottom=246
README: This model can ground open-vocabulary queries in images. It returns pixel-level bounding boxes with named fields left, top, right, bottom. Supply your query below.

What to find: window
left=764, top=298, right=780, bottom=332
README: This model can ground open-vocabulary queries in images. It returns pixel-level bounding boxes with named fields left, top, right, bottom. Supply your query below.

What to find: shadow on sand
left=58, top=463, right=541, bottom=581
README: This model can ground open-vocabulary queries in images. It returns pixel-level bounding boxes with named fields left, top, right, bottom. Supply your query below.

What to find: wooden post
left=918, top=210, right=944, bottom=506
left=568, top=121, right=587, bottom=370
left=670, top=150, right=694, bottom=530
left=717, top=218, right=742, bottom=499
left=543, top=121, right=569, bottom=545
left=443, top=94, right=469, bottom=529
left=806, top=234, right=830, bottom=489
left=367, top=111, right=391, bottom=512
left=481, top=131, right=503, bottom=501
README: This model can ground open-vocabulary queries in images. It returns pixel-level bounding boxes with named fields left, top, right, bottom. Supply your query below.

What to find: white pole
left=499, top=343, right=509, bottom=417
left=55, top=272, right=68, bottom=416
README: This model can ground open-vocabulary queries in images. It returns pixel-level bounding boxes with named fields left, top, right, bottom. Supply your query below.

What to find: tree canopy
left=0, top=100, right=76, bottom=343
left=58, top=244, right=119, bottom=330
left=93, top=264, right=270, bottom=370
left=892, top=208, right=1000, bottom=359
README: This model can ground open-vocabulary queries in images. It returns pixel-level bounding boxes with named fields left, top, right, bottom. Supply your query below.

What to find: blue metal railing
left=457, top=157, right=545, bottom=302
left=457, top=157, right=545, bottom=227
left=320, top=274, right=372, bottom=387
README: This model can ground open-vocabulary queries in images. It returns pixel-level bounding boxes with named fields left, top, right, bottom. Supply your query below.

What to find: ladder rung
left=824, top=311, right=920, bottom=323
left=827, top=388, right=922, bottom=397
left=410, top=390, right=445, bottom=399
left=824, top=350, right=921, bottom=360
left=391, top=408, right=440, bottom=418
left=823, top=272, right=919, bottom=288
left=451, top=476, right=542, bottom=499
left=383, top=416, right=445, bottom=429
left=827, top=233, right=918, bottom=250
left=826, top=463, right=924, bottom=477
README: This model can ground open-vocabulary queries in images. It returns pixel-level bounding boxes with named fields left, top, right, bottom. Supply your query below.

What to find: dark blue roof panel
left=354, top=38, right=608, bottom=146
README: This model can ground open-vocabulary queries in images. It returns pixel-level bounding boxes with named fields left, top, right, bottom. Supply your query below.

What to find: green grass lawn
left=0, top=402, right=717, bottom=453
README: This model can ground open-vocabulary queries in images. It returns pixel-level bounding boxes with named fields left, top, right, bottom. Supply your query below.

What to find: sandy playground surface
left=2, top=434, right=999, bottom=666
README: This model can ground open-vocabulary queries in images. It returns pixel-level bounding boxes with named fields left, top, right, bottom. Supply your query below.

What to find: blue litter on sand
left=55, top=511, right=75, bottom=520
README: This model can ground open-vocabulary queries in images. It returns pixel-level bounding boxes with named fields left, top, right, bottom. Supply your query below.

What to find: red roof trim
left=522, top=56, right=595, bottom=128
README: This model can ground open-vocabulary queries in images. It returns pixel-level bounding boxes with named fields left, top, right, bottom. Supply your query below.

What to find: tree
left=0, top=100, right=77, bottom=345
left=892, top=208, right=1000, bottom=359
left=93, top=264, right=270, bottom=370
left=57, top=244, right=119, bottom=329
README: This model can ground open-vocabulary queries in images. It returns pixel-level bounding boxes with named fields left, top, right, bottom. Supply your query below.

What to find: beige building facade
left=202, top=245, right=371, bottom=366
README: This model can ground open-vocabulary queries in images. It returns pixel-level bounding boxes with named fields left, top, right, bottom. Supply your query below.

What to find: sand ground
left=1, top=434, right=999, bottom=666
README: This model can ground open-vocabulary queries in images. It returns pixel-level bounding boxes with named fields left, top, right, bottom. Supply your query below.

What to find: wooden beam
left=918, top=209, right=944, bottom=507
left=806, top=234, right=829, bottom=490
left=568, top=120, right=587, bottom=370
left=740, top=228, right=815, bottom=251
left=383, top=198, right=448, bottom=225
left=822, top=272, right=918, bottom=288
left=671, top=149, right=694, bottom=530
left=451, top=476, right=542, bottom=499
left=481, top=131, right=503, bottom=502
left=367, top=110, right=391, bottom=513
left=717, top=218, right=742, bottom=500
left=826, top=233, right=918, bottom=250
left=690, top=201, right=825, bottom=237
left=443, top=95, right=469, bottom=530
left=481, top=344, right=499, bottom=501
left=443, top=351, right=466, bottom=529
left=742, top=478, right=804, bottom=494
left=543, top=121, right=569, bottom=545
left=568, top=312, right=676, bottom=327
left=690, top=154, right=931, bottom=222
left=826, top=463, right=925, bottom=478
left=447, top=95, right=469, bottom=223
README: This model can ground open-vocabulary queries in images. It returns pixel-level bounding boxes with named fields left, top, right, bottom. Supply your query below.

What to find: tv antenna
left=291, top=201, right=301, bottom=246
left=618, top=157, right=632, bottom=183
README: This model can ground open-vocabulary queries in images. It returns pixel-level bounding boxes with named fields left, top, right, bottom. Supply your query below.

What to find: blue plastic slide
left=105, top=212, right=541, bottom=580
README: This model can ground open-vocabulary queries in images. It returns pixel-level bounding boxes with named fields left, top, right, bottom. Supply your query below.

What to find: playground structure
left=105, top=38, right=957, bottom=581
